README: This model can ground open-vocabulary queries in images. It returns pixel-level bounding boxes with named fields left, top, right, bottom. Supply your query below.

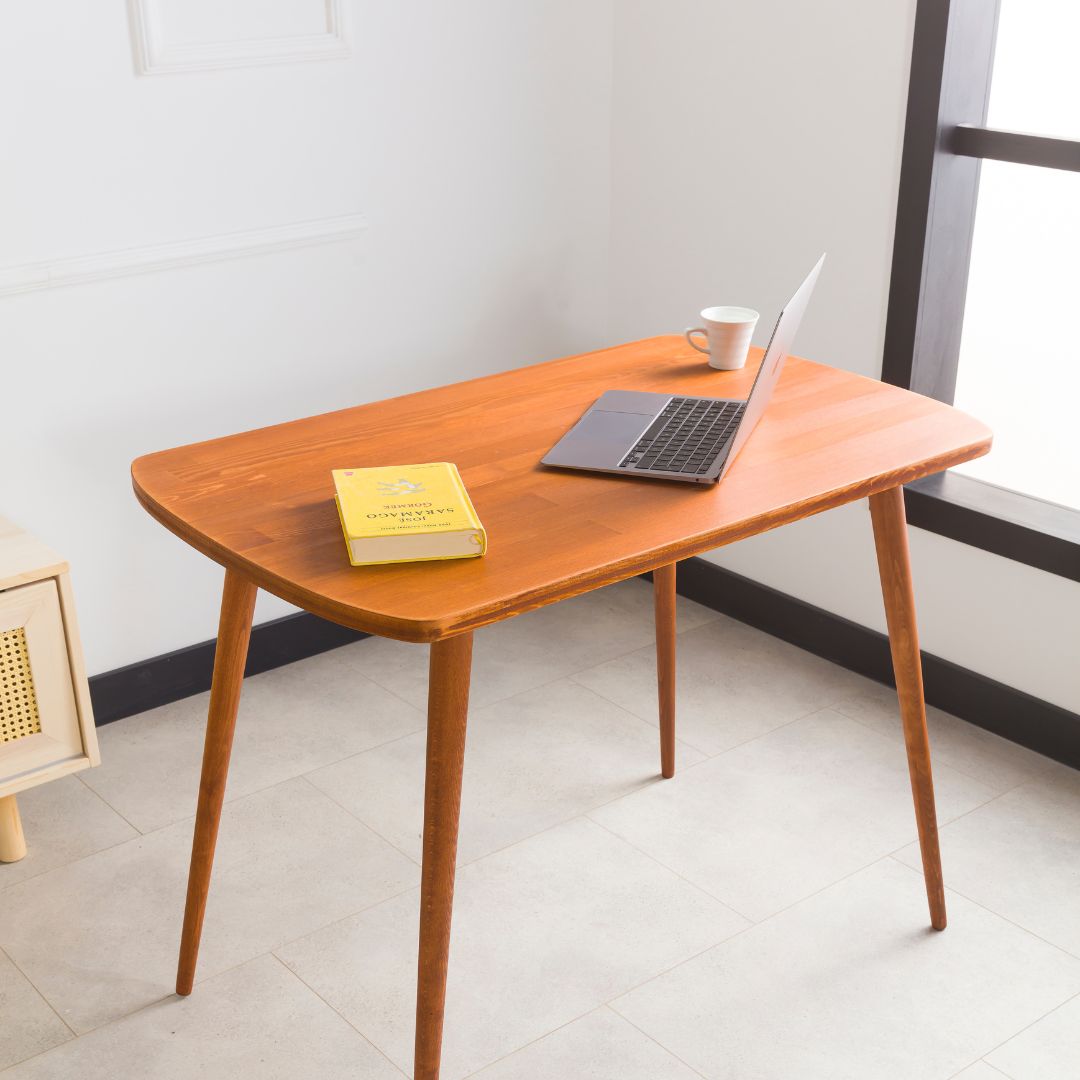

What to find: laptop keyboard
left=618, top=397, right=745, bottom=475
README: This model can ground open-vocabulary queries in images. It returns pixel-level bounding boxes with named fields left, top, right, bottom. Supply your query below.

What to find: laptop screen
left=719, top=254, right=825, bottom=478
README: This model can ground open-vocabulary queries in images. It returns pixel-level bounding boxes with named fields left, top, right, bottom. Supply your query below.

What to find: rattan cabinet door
left=0, top=579, right=83, bottom=793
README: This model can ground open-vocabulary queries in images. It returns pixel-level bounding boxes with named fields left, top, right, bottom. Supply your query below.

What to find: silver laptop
left=542, top=255, right=825, bottom=484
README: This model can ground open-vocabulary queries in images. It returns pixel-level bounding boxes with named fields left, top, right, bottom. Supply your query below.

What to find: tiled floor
left=1, top=579, right=1077, bottom=1079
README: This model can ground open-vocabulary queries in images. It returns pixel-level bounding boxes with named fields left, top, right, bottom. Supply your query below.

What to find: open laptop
left=542, top=254, right=825, bottom=484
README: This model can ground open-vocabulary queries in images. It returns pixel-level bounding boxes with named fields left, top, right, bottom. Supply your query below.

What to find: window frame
left=883, top=0, right=1080, bottom=582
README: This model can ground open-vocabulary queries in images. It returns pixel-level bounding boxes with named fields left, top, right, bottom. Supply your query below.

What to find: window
left=883, top=0, right=1080, bottom=581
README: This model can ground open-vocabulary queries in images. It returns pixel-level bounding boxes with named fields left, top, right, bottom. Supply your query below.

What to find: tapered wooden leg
left=654, top=563, right=677, bottom=779
left=0, top=795, right=27, bottom=863
left=415, top=632, right=473, bottom=1080
left=869, top=487, right=946, bottom=931
left=175, top=569, right=257, bottom=995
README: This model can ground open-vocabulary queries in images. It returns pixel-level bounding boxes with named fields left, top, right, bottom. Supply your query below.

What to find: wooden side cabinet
left=0, top=517, right=98, bottom=862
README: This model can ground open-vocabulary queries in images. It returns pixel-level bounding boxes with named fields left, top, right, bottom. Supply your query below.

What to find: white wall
left=5, top=0, right=1075, bottom=716
left=1, top=0, right=614, bottom=673
left=609, top=0, right=1080, bottom=714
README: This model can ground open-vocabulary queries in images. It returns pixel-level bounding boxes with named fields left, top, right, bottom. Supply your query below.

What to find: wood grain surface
left=132, top=336, right=991, bottom=642
left=0, top=795, right=27, bottom=863
left=175, top=569, right=257, bottom=995
left=414, top=632, right=473, bottom=1079
left=653, top=562, right=677, bottom=779
left=869, top=487, right=947, bottom=930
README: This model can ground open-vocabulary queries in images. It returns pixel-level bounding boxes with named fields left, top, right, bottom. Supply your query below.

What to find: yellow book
left=332, top=463, right=487, bottom=566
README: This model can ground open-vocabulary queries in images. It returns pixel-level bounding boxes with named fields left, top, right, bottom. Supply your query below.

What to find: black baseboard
left=90, top=558, right=1079, bottom=772
left=89, top=613, right=368, bottom=725
left=673, top=559, right=1080, bottom=771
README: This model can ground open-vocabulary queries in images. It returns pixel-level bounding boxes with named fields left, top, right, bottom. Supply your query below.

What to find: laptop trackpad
left=543, top=409, right=650, bottom=469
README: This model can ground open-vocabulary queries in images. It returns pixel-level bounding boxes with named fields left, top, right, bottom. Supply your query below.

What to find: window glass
left=952, top=160, right=1080, bottom=510
left=987, top=0, right=1080, bottom=139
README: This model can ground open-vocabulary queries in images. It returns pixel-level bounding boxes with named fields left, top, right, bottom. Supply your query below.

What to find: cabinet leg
left=869, top=487, right=946, bottom=930
left=0, top=794, right=27, bottom=863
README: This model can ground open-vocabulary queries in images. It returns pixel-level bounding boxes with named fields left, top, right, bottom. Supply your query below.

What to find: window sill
left=904, top=472, right=1080, bottom=581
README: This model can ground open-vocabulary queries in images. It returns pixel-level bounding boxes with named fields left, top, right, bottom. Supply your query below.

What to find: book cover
left=332, top=463, right=487, bottom=566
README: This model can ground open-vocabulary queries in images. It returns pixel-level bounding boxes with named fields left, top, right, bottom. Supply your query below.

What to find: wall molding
left=128, top=0, right=350, bottom=75
left=88, top=557, right=1079, bottom=772
left=0, top=213, right=367, bottom=298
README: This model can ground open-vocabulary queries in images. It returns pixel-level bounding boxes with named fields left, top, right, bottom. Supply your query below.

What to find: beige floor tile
left=951, top=1065, right=1013, bottom=1080
left=277, top=818, right=747, bottom=1079
left=6, top=571, right=1074, bottom=1080
left=613, top=860, right=1080, bottom=1080
left=0, top=778, right=418, bottom=1034
left=470, top=1006, right=701, bottom=1079
left=0, top=777, right=137, bottom=890
left=2, top=954, right=403, bottom=1079
left=590, top=708, right=996, bottom=921
left=0, top=949, right=71, bottom=1071
left=894, top=767, right=1080, bottom=958
left=308, top=679, right=704, bottom=866
left=986, top=992, right=1080, bottom=1079
left=81, top=655, right=424, bottom=833
left=348, top=579, right=719, bottom=712
left=834, top=681, right=1066, bottom=795
left=571, top=615, right=868, bottom=755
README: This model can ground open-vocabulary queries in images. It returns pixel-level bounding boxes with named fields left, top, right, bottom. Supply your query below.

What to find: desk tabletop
left=132, top=336, right=991, bottom=642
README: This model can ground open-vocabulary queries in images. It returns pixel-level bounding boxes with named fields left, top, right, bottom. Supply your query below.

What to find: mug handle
left=685, top=327, right=710, bottom=354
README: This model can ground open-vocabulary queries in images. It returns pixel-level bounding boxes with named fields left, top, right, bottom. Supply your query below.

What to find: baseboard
left=88, top=613, right=368, bottom=725
left=672, top=558, right=1080, bottom=771
left=89, top=558, right=1080, bottom=772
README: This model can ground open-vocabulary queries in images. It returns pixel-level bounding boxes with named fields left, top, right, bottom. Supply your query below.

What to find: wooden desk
left=132, top=336, right=991, bottom=1080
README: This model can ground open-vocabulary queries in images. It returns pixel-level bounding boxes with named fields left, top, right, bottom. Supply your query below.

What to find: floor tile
left=612, top=860, right=1080, bottom=1080
left=308, top=679, right=704, bottom=866
left=590, top=708, right=996, bottom=921
left=81, top=654, right=424, bottom=832
left=834, top=681, right=1066, bottom=795
left=469, top=1006, right=701, bottom=1079
left=1, top=954, right=403, bottom=1079
left=986, top=992, right=1080, bottom=1079
left=951, top=1063, right=1013, bottom=1079
left=6, top=573, right=1075, bottom=1080
left=348, top=579, right=719, bottom=712
left=894, top=767, right=1080, bottom=957
left=277, top=818, right=747, bottom=1079
left=0, top=950, right=71, bottom=1071
left=571, top=615, right=868, bottom=755
left=0, top=777, right=137, bottom=890
left=0, top=778, right=418, bottom=1034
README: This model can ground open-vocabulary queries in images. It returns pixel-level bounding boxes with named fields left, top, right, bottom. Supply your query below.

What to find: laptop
left=541, top=255, right=825, bottom=484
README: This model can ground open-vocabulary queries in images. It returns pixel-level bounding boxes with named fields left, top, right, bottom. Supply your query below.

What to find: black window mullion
left=883, top=0, right=999, bottom=402
left=950, top=125, right=1080, bottom=172
left=882, top=0, right=1080, bottom=578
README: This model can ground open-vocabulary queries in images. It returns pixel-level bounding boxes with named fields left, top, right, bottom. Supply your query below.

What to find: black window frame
left=884, top=0, right=1080, bottom=582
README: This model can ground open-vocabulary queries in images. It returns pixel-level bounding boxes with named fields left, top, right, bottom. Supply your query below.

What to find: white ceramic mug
left=685, top=306, right=759, bottom=370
